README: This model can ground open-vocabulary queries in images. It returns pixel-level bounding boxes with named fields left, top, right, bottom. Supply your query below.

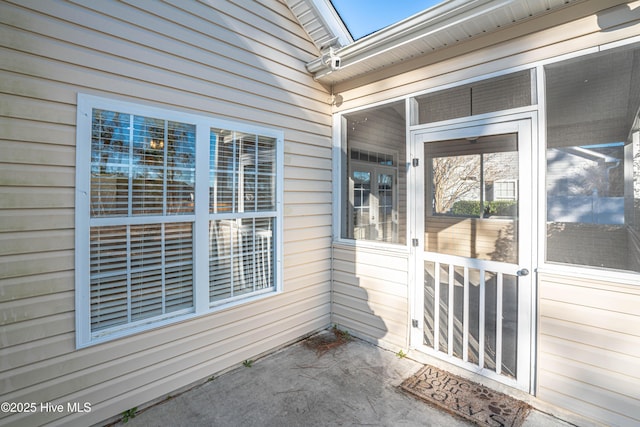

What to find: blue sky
left=330, top=0, right=443, bottom=40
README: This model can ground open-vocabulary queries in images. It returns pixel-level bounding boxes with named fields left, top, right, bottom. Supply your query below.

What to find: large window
left=341, top=102, right=407, bottom=244
left=75, top=95, right=282, bottom=346
left=545, top=44, right=640, bottom=273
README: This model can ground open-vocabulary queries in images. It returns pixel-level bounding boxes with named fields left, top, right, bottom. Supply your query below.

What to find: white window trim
left=75, top=94, right=284, bottom=348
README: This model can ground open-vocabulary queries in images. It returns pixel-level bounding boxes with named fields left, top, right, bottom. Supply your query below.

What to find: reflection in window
left=545, top=44, right=640, bottom=273
left=342, top=102, right=406, bottom=244
left=428, top=137, right=518, bottom=219
left=90, top=110, right=196, bottom=332
left=91, top=111, right=196, bottom=217
left=425, top=135, right=519, bottom=263
left=209, top=130, right=276, bottom=303
left=80, top=99, right=281, bottom=345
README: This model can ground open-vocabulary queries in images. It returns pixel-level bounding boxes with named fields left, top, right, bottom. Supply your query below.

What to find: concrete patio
left=114, top=330, right=576, bottom=427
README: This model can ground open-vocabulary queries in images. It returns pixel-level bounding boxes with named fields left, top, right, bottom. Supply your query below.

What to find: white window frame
left=494, top=179, right=518, bottom=201
left=75, top=94, right=284, bottom=348
left=347, top=144, right=400, bottom=242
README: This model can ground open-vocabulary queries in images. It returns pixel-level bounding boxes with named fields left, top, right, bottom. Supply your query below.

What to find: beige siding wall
left=332, top=244, right=409, bottom=350
left=329, top=1, right=640, bottom=425
left=0, top=1, right=332, bottom=425
left=538, top=274, right=640, bottom=426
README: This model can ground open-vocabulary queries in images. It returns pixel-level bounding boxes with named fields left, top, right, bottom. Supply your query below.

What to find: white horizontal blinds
left=416, top=70, right=533, bottom=124
left=132, top=116, right=164, bottom=215
left=254, top=217, right=274, bottom=289
left=209, top=129, right=277, bottom=304
left=90, top=226, right=128, bottom=330
left=164, top=222, right=194, bottom=312
left=257, top=135, right=276, bottom=211
left=89, top=109, right=195, bottom=332
left=209, top=129, right=236, bottom=213
left=166, top=122, right=196, bottom=214
left=545, top=45, right=640, bottom=273
left=91, top=110, right=131, bottom=217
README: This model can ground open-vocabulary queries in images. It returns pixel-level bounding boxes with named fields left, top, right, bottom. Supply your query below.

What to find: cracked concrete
left=118, top=330, right=575, bottom=427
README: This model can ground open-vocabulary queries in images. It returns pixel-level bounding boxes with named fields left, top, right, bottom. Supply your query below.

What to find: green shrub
left=450, top=200, right=482, bottom=216
left=450, top=200, right=516, bottom=217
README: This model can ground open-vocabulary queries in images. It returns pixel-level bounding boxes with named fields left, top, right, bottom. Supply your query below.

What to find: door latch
left=516, top=268, right=529, bottom=277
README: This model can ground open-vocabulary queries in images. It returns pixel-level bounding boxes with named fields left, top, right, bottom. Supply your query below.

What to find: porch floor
left=116, top=330, right=574, bottom=427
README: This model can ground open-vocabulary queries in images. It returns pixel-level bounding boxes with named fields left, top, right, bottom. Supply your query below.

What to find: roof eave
left=307, top=0, right=514, bottom=79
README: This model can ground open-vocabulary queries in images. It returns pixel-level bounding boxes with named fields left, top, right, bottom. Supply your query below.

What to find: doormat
left=400, top=365, right=530, bottom=427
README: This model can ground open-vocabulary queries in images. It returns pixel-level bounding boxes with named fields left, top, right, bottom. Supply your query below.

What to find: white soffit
left=284, top=0, right=353, bottom=50
left=295, top=0, right=586, bottom=85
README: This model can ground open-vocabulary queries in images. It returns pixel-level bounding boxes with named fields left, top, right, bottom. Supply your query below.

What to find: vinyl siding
left=0, top=0, right=331, bottom=425
left=332, top=244, right=409, bottom=350
left=538, top=274, right=640, bottom=427
left=328, top=1, right=640, bottom=425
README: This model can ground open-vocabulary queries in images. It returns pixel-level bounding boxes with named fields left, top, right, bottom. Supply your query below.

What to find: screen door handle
left=516, top=268, right=529, bottom=277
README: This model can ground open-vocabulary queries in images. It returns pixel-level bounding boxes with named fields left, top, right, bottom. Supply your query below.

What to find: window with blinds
left=76, top=95, right=282, bottom=346
left=208, top=130, right=276, bottom=303
left=544, top=44, right=640, bottom=273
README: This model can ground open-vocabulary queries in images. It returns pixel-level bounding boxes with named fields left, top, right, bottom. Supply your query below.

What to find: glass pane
left=377, top=173, right=395, bottom=241
left=166, top=121, right=195, bottom=215
left=132, top=116, right=164, bottom=215
left=234, top=218, right=255, bottom=296
left=130, top=269, right=163, bottom=321
left=130, top=224, right=162, bottom=271
left=545, top=45, right=640, bottom=273
left=254, top=217, right=274, bottom=289
left=239, top=133, right=257, bottom=213
left=432, top=154, right=480, bottom=215
left=209, top=218, right=274, bottom=303
left=209, top=220, right=232, bottom=302
left=210, top=131, right=276, bottom=214
left=425, top=135, right=519, bottom=263
left=130, top=224, right=162, bottom=321
left=342, top=101, right=406, bottom=244
left=164, top=222, right=194, bottom=313
left=91, top=110, right=131, bottom=217
left=352, top=170, right=371, bottom=239
left=90, top=225, right=128, bottom=331
left=91, top=110, right=195, bottom=218
left=210, top=129, right=237, bottom=214
left=257, top=135, right=276, bottom=211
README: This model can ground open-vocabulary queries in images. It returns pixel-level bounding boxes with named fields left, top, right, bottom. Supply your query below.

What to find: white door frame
left=409, top=112, right=538, bottom=393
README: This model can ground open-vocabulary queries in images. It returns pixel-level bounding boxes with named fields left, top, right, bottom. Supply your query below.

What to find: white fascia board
left=307, top=0, right=516, bottom=76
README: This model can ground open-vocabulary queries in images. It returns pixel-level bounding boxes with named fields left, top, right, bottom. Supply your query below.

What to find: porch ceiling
left=287, top=0, right=587, bottom=86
